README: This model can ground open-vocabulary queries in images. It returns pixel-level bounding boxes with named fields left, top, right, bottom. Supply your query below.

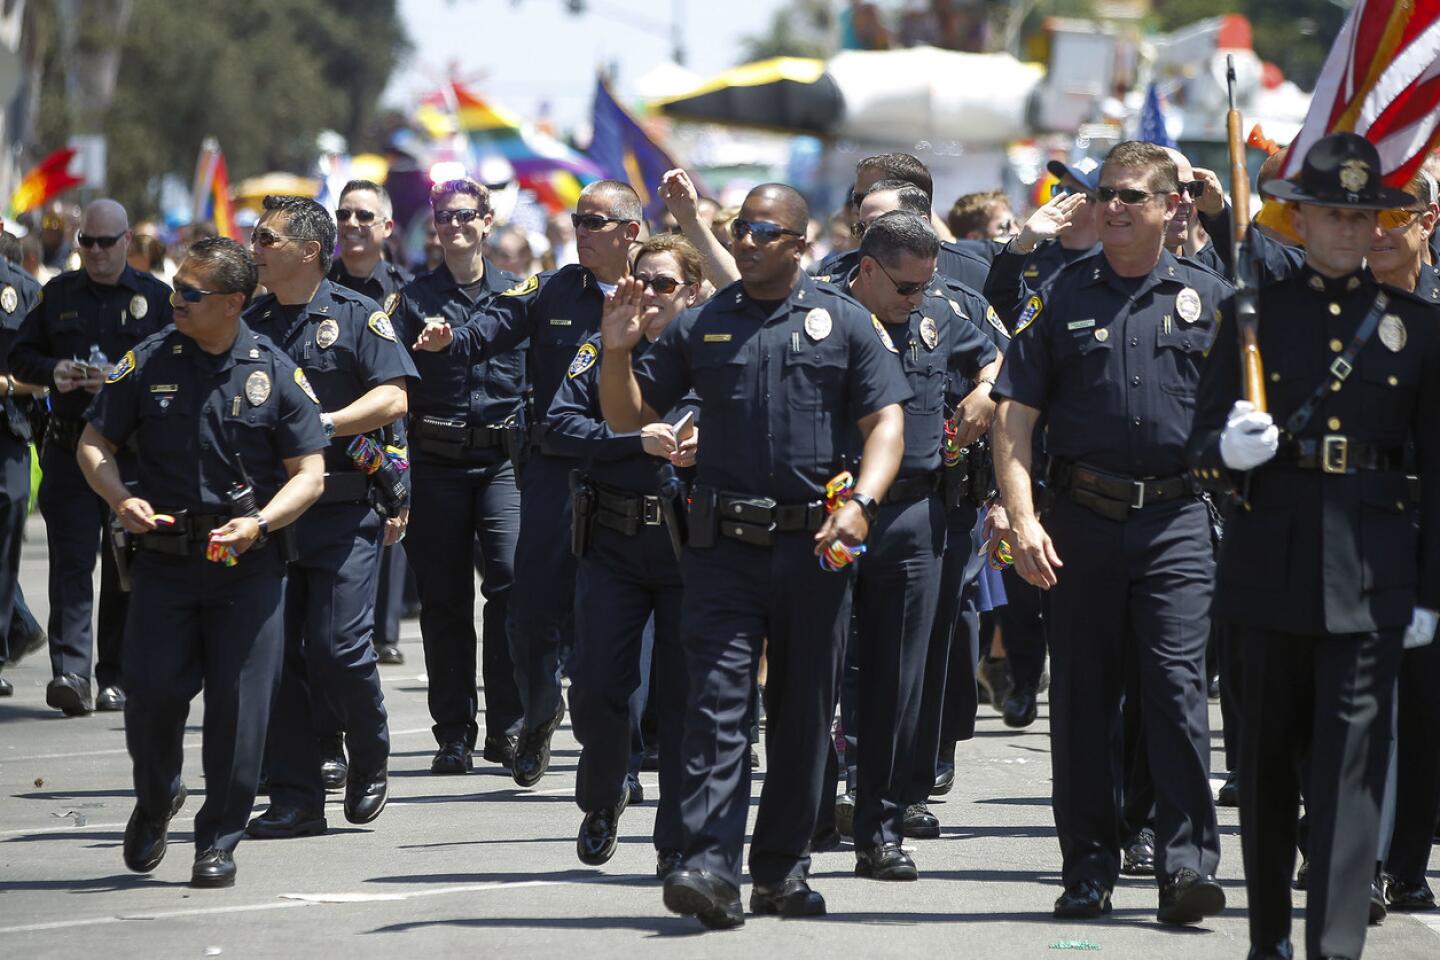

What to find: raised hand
left=600, top=277, right=647, bottom=352
left=659, top=169, right=700, bottom=224
left=1016, top=191, right=1088, bottom=252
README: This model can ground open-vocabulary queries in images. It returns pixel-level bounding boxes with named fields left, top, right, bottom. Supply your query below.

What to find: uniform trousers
left=0, top=432, right=40, bottom=666
left=998, top=565, right=1047, bottom=693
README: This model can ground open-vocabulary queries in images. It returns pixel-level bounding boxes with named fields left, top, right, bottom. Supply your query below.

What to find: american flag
left=1282, top=0, right=1440, bottom=187
left=1137, top=83, right=1176, bottom=149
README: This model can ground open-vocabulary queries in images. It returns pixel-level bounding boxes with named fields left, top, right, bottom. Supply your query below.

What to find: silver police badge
left=1379, top=314, right=1407, bottom=353
left=1175, top=287, right=1202, bottom=324
left=245, top=370, right=272, bottom=406
left=316, top=317, right=340, bottom=349
left=920, top=316, right=939, bottom=350
left=0, top=285, right=16, bottom=314
left=803, top=308, right=832, bottom=341
left=129, top=294, right=148, bottom=320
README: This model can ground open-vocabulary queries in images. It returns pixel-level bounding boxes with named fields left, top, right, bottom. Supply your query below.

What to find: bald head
left=1160, top=147, right=1193, bottom=181
left=747, top=183, right=809, bottom=233
left=78, top=198, right=132, bottom=284
left=82, top=199, right=129, bottom=235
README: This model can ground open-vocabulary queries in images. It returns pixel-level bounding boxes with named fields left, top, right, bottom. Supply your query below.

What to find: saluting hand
left=659, top=169, right=700, bottom=224
left=1191, top=168, right=1226, bottom=217
left=115, top=496, right=159, bottom=534
left=1015, top=192, right=1088, bottom=253
left=412, top=319, right=454, bottom=352
left=601, top=277, right=647, bottom=352
left=209, top=516, right=263, bottom=555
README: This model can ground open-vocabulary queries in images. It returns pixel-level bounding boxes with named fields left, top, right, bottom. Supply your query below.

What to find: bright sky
left=386, top=0, right=790, bottom=128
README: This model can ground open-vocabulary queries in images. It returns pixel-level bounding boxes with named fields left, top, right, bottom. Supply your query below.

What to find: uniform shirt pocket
left=783, top=348, right=845, bottom=411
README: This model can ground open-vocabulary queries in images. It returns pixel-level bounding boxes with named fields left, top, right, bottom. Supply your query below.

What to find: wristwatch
left=850, top=492, right=878, bottom=526
left=320, top=412, right=336, bottom=440
left=255, top=515, right=270, bottom=538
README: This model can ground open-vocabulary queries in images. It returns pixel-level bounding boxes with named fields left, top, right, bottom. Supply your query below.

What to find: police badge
left=1379, top=314, right=1407, bottom=353
left=1175, top=287, right=1202, bottom=324
left=316, top=317, right=340, bottom=349
left=0, top=285, right=16, bottom=314
left=129, top=294, right=148, bottom=320
left=1338, top=158, right=1369, bottom=194
left=245, top=370, right=272, bottom=406
left=804, top=308, right=832, bottom=341
left=920, top=316, right=939, bottom=350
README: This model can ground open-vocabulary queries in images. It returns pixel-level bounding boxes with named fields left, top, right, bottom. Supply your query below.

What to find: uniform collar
left=1419, top=262, right=1440, bottom=303
left=179, top=320, right=264, bottom=373
left=1299, top=263, right=1370, bottom=299
left=303, top=279, right=343, bottom=318
left=433, top=257, right=500, bottom=295
left=726, top=270, right=820, bottom=322
left=84, top=263, right=145, bottom=294
left=329, top=257, right=390, bottom=290
left=1084, top=248, right=1182, bottom=298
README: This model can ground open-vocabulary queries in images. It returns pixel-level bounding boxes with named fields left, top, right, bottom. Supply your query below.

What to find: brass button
left=1269, top=371, right=1281, bottom=382
left=1327, top=417, right=1341, bottom=430
left=1329, top=338, right=1344, bottom=352
left=1330, top=381, right=1342, bottom=392
left=1398, top=501, right=1407, bottom=510
left=1387, top=374, right=1399, bottom=386
left=1329, top=303, right=1342, bottom=316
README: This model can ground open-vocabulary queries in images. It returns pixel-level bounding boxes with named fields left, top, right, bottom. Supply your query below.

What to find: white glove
left=1219, top=400, right=1279, bottom=471
left=1404, top=607, right=1438, bottom=649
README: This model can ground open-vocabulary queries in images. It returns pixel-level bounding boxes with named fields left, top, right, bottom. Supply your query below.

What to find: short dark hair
left=859, top=211, right=939, bottom=270
left=634, top=233, right=703, bottom=285
left=340, top=179, right=393, bottom=218
left=947, top=191, right=1010, bottom=238
left=863, top=179, right=931, bottom=216
left=261, top=195, right=336, bottom=272
left=580, top=179, right=644, bottom=222
left=186, top=236, right=259, bottom=306
left=131, top=234, right=167, bottom=272
left=1102, top=141, right=1179, bottom=194
left=857, top=154, right=933, bottom=200
left=430, top=177, right=491, bottom=214
left=0, top=231, right=21, bottom=266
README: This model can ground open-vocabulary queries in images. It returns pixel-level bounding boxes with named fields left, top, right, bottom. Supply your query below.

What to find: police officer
left=8, top=198, right=173, bottom=715
left=0, top=243, right=45, bottom=695
left=547, top=234, right=702, bottom=876
left=392, top=177, right=526, bottom=774
left=599, top=184, right=910, bottom=929
left=1188, top=132, right=1440, bottom=960
left=76, top=237, right=327, bottom=887
left=412, top=180, right=642, bottom=788
left=993, top=141, right=1226, bottom=924
left=242, top=196, right=416, bottom=839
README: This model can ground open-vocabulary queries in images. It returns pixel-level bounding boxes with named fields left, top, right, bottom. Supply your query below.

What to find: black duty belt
left=415, top=416, right=508, bottom=453
left=717, top=492, right=826, bottom=534
left=317, top=470, right=370, bottom=505
left=1051, top=459, right=1195, bottom=521
left=134, top=512, right=251, bottom=556
left=1276, top=436, right=1405, bottom=474
left=884, top=472, right=940, bottom=504
left=594, top=482, right=664, bottom=535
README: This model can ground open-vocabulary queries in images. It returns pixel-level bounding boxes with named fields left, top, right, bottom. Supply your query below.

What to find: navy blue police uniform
left=547, top=332, right=698, bottom=865
left=0, top=261, right=44, bottom=681
left=445, top=263, right=605, bottom=783
left=995, top=249, right=1226, bottom=906
left=984, top=238, right=1100, bottom=332
left=244, top=280, right=417, bottom=830
left=8, top=264, right=172, bottom=709
left=391, top=259, right=526, bottom=768
left=631, top=272, right=911, bottom=912
left=85, top=322, right=326, bottom=860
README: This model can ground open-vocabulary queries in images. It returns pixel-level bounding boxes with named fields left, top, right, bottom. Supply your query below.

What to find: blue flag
left=1138, top=82, right=1176, bottom=149
left=587, top=77, right=688, bottom=220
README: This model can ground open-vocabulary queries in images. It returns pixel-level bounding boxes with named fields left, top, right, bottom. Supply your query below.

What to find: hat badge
left=1338, top=159, right=1369, bottom=194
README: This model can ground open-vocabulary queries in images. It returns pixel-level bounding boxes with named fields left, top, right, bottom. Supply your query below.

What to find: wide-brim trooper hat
left=1262, top=132, right=1416, bottom=210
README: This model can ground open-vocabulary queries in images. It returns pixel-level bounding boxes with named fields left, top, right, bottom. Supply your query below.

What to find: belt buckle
left=643, top=497, right=663, bottom=525
left=1321, top=434, right=1349, bottom=474
left=1130, top=480, right=1146, bottom=510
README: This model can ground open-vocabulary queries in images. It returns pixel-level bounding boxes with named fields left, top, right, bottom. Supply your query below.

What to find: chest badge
left=129, top=294, right=148, bottom=320
left=384, top=291, right=400, bottom=315
left=245, top=370, right=272, bottom=406
left=871, top=315, right=898, bottom=353
left=316, top=317, right=340, bottom=349
left=919, top=316, right=939, bottom=350
left=1379, top=314, right=1407, bottom=353
left=1175, top=287, right=1202, bottom=324
left=1094, top=328, right=1110, bottom=343
left=0, top=285, right=16, bottom=314
left=804, top=308, right=832, bottom=341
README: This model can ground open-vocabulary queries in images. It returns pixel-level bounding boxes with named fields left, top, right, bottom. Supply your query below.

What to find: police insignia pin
left=384, top=292, right=400, bottom=315
left=804, top=308, right=832, bottom=341
left=129, top=294, right=148, bottom=320
left=1339, top=158, right=1369, bottom=194
left=245, top=370, right=271, bottom=406
left=367, top=311, right=397, bottom=341
left=1175, top=287, right=1202, bottom=324
left=1094, top=328, right=1110, bottom=342
left=0, top=285, right=15, bottom=314
left=294, top=368, right=319, bottom=404
left=316, top=317, right=340, bottom=349
left=871, top=315, right=898, bottom=353
left=1379, top=314, right=1407, bottom=353
left=1014, top=295, right=1043, bottom=334
left=946, top=298, right=966, bottom=319
left=920, top=316, right=939, bottom=350
left=106, top=350, right=136, bottom=384
left=567, top=342, right=599, bottom=379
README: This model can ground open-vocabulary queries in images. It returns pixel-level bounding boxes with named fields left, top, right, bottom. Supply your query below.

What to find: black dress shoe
left=1122, top=826, right=1156, bottom=876
left=481, top=734, right=517, bottom=768
left=512, top=701, right=565, bottom=788
left=245, top=805, right=327, bottom=839
left=376, top=643, right=404, bottom=665
left=902, top=803, right=940, bottom=839
left=95, top=685, right=126, bottom=711
left=1216, top=771, right=1239, bottom=808
left=345, top=770, right=389, bottom=824
left=834, top=791, right=855, bottom=837
left=1369, top=878, right=1387, bottom=925
left=1002, top=686, right=1038, bottom=728
left=191, top=848, right=236, bottom=888
left=577, top=793, right=626, bottom=866
left=663, top=869, right=745, bottom=929
left=1208, top=675, right=1221, bottom=700
left=431, top=741, right=473, bottom=774
left=1246, top=942, right=1294, bottom=960
left=0, top=676, right=11, bottom=696
left=626, top=774, right=644, bottom=805
left=1054, top=880, right=1112, bottom=919
left=809, top=827, right=843, bottom=853
left=319, top=736, right=348, bottom=792
left=750, top=876, right=826, bottom=917
left=46, top=673, right=92, bottom=716
left=930, top=765, right=956, bottom=797
left=855, top=843, right=918, bottom=881
left=656, top=850, right=683, bottom=881
left=1385, top=876, right=1436, bottom=911
left=1157, top=868, right=1226, bottom=925
left=123, top=783, right=187, bottom=873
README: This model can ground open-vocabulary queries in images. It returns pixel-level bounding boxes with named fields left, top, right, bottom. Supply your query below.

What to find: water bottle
left=87, top=344, right=112, bottom=378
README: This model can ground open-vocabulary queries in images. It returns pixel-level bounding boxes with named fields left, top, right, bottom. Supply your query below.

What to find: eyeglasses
left=77, top=233, right=125, bottom=249
left=249, top=228, right=306, bottom=248
left=730, top=219, right=804, bottom=244
left=1379, top=208, right=1422, bottom=231
left=571, top=213, right=635, bottom=232
left=1179, top=179, right=1207, bottom=200
left=435, top=208, right=485, bottom=226
left=170, top=282, right=223, bottom=304
left=871, top=257, right=933, bottom=297
left=1095, top=186, right=1160, bottom=206
left=634, top=274, right=684, bottom=294
left=335, top=208, right=379, bottom=225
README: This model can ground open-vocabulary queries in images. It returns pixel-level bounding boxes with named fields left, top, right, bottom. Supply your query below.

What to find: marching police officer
left=993, top=141, right=1226, bottom=924
left=599, top=183, right=910, bottom=929
left=412, top=180, right=642, bottom=788
left=76, top=237, right=326, bottom=887
left=1188, top=132, right=1440, bottom=960
left=8, top=198, right=173, bottom=715
left=392, top=177, right=526, bottom=774
left=547, top=234, right=702, bottom=877
left=242, top=196, right=416, bottom=839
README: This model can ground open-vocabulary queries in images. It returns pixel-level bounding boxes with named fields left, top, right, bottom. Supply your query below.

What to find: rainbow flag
left=191, top=137, right=237, bottom=239
left=9, top=147, right=84, bottom=218
left=416, top=82, right=603, bottom=212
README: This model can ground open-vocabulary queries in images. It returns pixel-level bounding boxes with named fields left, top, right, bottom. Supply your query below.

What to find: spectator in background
left=546, top=211, right=578, bottom=267
left=947, top=191, right=1018, bottom=243
left=487, top=224, right=536, bottom=278
left=127, top=234, right=168, bottom=278
left=709, top=206, right=738, bottom=253
left=38, top=201, right=77, bottom=270
left=21, top=234, right=52, bottom=284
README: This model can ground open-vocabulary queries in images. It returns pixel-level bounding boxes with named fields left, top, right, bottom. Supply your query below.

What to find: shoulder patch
left=294, top=367, right=320, bottom=404
left=1014, top=295, right=1043, bottom=334
left=871, top=315, right=898, bottom=354
left=367, top=310, right=397, bottom=341
left=503, top=274, right=540, bottom=298
left=106, top=350, right=136, bottom=384
left=567, top=341, right=599, bottom=379
left=986, top=305, right=1010, bottom=339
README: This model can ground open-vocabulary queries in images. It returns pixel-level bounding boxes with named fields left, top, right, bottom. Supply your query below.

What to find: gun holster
left=570, top=469, right=595, bottom=557
left=108, top=514, right=135, bottom=592
left=686, top=485, right=718, bottom=548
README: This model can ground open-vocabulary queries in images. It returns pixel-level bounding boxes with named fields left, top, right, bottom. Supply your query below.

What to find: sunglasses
left=250, top=228, right=306, bottom=248
left=335, top=208, right=379, bottom=225
left=435, top=208, right=484, bottom=226
left=1095, top=186, right=1160, bottom=205
left=571, top=213, right=634, bottom=232
left=1379, top=208, right=1422, bottom=231
left=730, top=219, right=804, bottom=244
left=1179, top=179, right=1207, bottom=200
left=872, top=257, right=933, bottom=297
left=77, top=233, right=125, bottom=249
left=634, top=274, right=684, bottom=294
left=170, top=282, right=223, bottom=304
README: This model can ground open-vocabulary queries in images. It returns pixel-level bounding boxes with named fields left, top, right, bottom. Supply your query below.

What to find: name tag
left=60, top=310, right=79, bottom=321
left=549, top=318, right=572, bottom=326
left=703, top=334, right=732, bottom=342
left=149, top=384, right=178, bottom=393
left=1067, top=319, right=1096, bottom=331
